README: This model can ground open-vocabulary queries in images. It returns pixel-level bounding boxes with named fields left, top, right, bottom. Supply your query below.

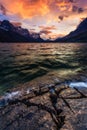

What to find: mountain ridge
left=0, top=18, right=87, bottom=42
left=55, top=18, right=87, bottom=42
left=0, top=20, right=43, bottom=42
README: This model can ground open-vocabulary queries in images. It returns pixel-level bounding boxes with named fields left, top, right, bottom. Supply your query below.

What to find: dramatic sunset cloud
left=0, top=0, right=87, bottom=39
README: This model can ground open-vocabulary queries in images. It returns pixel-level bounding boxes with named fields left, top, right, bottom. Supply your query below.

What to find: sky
left=0, top=0, right=87, bottom=39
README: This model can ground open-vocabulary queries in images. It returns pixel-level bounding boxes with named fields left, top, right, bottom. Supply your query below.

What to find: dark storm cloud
left=68, top=0, right=75, bottom=3
left=72, top=6, right=84, bottom=13
left=58, top=15, right=68, bottom=21
left=58, top=16, right=64, bottom=21
left=78, top=8, right=84, bottom=13
left=0, top=4, right=7, bottom=15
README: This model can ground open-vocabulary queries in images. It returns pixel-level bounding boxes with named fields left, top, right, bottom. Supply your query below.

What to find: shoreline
left=0, top=79, right=87, bottom=130
left=0, top=78, right=87, bottom=108
left=0, top=75, right=87, bottom=106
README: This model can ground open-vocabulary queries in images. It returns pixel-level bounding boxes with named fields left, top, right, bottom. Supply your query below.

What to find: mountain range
left=55, top=18, right=87, bottom=42
left=0, top=18, right=87, bottom=42
left=0, top=20, right=43, bottom=42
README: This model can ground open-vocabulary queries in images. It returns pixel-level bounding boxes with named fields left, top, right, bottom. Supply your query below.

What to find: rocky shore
left=0, top=80, right=87, bottom=130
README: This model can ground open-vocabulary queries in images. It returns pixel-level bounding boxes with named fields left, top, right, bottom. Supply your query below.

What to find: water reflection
left=0, top=43, right=87, bottom=95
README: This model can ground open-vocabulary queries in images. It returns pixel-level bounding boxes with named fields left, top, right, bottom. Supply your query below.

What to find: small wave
left=0, top=80, right=87, bottom=108
left=69, top=82, right=87, bottom=88
left=4, top=91, right=22, bottom=100
left=0, top=91, right=22, bottom=107
left=0, top=89, right=31, bottom=107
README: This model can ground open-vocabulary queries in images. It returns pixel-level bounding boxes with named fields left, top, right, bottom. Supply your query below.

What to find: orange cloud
left=49, top=33, right=64, bottom=40
left=1, top=0, right=87, bottom=20
left=0, top=0, right=87, bottom=38
left=11, top=22, right=22, bottom=27
left=39, top=25, right=57, bottom=30
left=1, top=0, right=50, bottom=18
left=0, top=0, right=74, bottom=18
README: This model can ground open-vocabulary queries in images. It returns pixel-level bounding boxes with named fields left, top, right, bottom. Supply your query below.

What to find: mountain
left=0, top=20, right=43, bottom=42
left=1, top=18, right=87, bottom=43
left=55, top=18, right=87, bottom=42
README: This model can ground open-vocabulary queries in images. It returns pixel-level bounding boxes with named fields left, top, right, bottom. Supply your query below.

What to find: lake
left=0, top=43, right=87, bottom=95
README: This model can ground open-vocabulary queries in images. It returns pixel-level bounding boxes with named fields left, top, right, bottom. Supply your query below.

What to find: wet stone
left=0, top=85, right=87, bottom=130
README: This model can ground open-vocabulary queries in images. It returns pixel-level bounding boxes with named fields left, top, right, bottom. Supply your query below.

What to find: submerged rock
left=0, top=98, right=7, bottom=107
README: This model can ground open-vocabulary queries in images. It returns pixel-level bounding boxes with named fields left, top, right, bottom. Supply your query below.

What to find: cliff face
left=55, top=18, right=87, bottom=42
